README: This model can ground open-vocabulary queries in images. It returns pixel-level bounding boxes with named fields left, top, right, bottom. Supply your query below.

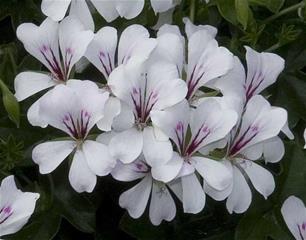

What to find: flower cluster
left=5, top=0, right=293, bottom=235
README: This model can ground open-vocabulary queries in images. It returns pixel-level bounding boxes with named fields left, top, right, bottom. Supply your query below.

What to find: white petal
left=0, top=190, right=39, bottom=236
left=167, top=178, right=183, bottom=201
left=150, top=33, right=184, bottom=76
left=226, top=166, right=252, bottom=214
left=109, top=127, right=143, bottom=163
left=151, top=152, right=183, bottom=183
left=116, top=0, right=144, bottom=19
left=241, top=161, right=275, bottom=199
left=143, top=126, right=173, bottom=167
left=14, top=72, right=56, bottom=101
left=231, top=95, right=287, bottom=155
left=152, top=8, right=175, bottom=30
left=97, top=97, right=121, bottom=131
left=148, top=66, right=187, bottom=110
left=27, top=97, right=49, bottom=128
left=189, top=98, right=237, bottom=151
left=108, top=58, right=145, bottom=107
left=213, top=56, right=246, bottom=100
left=39, top=82, right=108, bottom=136
left=112, top=102, right=135, bottom=131
left=150, top=0, right=174, bottom=13
left=41, top=0, right=71, bottom=21
left=282, top=121, right=294, bottom=140
left=84, top=26, right=117, bottom=78
left=69, top=150, right=97, bottom=193
left=111, top=158, right=148, bottom=181
left=82, top=140, right=116, bottom=176
left=281, top=196, right=306, bottom=240
left=244, top=46, right=284, bottom=100
left=181, top=173, right=206, bottom=214
left=59, top=16, right=94, bottom=77
left=118, top=24, right=154, bottom=65
left=32, top=140, right=76, bottom=174
left=263, top=137, right=284, bottom=163
left=0, top=176, right=20, bottom=207
left=150, top=100, right=190, bottom=150
left=91, top=0, right=119, bottom=22
left=17, top=18, right=61, bottom=76
left=192, top=156, right=232, bottom=191
left=204, top=179, right=233, bottom=201
left=119, top=175, right=152, bottom=218
left=69, top=0, right=94, bottom=31
left=186, top=30, right=233, bottom=98
left=183, top=17, right=217, bottom=39
left=149, top=182, right=176, bottom=226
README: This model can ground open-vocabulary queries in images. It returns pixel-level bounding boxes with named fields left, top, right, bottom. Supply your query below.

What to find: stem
left=263, top=2, right=305, bottom=24
left=265, top=42, right=282, bottom=52
left=47, top=174, right=55, bottom=205
left=189, top=0, right=196, bottom=22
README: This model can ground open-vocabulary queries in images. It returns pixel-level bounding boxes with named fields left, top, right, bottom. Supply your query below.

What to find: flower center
left=133, top=160, right=150, bottom=173
left=130, top=82, right=159, bottom=124
left=0, top=206, right=13, bottom=224
left=62, top=110, right=91, bottom=140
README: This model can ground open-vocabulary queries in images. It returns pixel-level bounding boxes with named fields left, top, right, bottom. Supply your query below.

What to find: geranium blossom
left=214, top=46, right=285, bottom=103
left=281, top=196, right=306, bottom=240
left=151, top=20, right=233, bottom=100
left=32, top=80, right=114, bottom=193
left=206, top=95, right=289, bottom=213
left=0, top=175, right=39, bottom=237
left=106, top=58, right=187, bottom=165
left=150, top=98, right=237, bottom=213
left=84, top=24, right=156, bottom=131
left=14, top=16, right=93, bottom=127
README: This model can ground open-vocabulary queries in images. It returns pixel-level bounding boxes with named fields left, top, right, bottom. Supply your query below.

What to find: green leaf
left=216, top=0, right=238, bottom=25
left=120, top=213, right=174, bottom=240
left=53, top=169, right=96, bottom=233
left=0, top=79, right=20, bottom=127
left=8, top=211, right=61, bottom=240
left=235, top=208, right=291, bottom=240
left=249, top=0, right=285, bottom=13
left=235, top=0, right=249, bottom=29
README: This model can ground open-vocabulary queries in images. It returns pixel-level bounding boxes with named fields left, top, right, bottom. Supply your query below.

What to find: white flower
left=0, top=175, right=39, bottom=237
left=213, top=46, right=294, bottom=140
left=206, top=95, right=289, bottom=214
left=106, top=58, right=187, bottom=165
left=214, top=46, right=285, bottom=102
left=41, top=0, right=145, bottom=24
left=281, top=196, right=306, bottom=240
left=15, top=16, right=94, bottom=127
left=152, top=20, right=233, bottom=100
left=84, top=24, right=157, bottom=131
left=112, top=158, right=176, bottom=226
left=150, top=98, right=237, bottom=213
left=32, top=80, right=115, bottom=193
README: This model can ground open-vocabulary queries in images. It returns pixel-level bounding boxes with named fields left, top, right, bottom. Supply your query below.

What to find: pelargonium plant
left=1, top=0, right=306, bottom=239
